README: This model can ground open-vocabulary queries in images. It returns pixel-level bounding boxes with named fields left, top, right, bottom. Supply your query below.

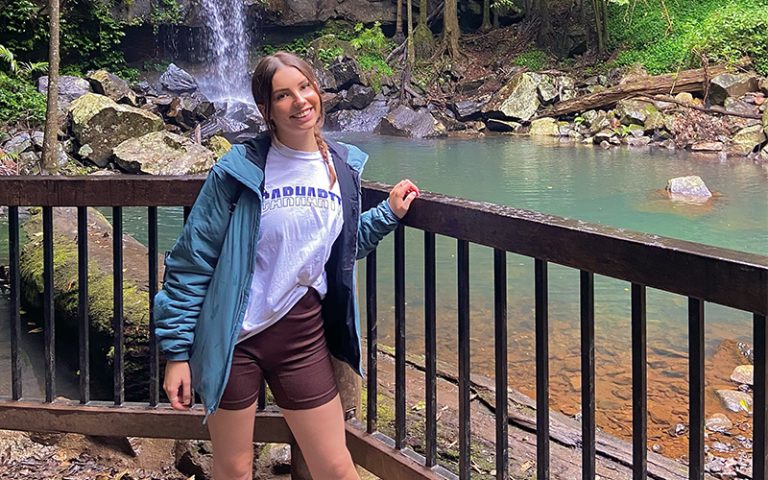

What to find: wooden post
left=290, top=357, right=361, bottom=479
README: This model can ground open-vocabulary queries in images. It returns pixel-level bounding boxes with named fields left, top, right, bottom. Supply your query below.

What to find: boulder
left=450, top=100, right=483, bottom=121
left=626, top=136, right=651, bottom=147
left=761, top=145, right=768, bottom=162
left=709, top=73, right=760, bottom=105
left=705, top=413, right=733, bottom=432
left=69, top=93, right=165, bottom=167
left=485, top=118, right=522, bottom=132
left=665, top=176, right=712, bottom=198
left=339, top=84, right=375, bottom=110
left=482, top=72, right=541, bottom=122
left=615, top=99, right=658, bottom=126
left=325, top=99, right=390, bottom=133
left=529, top=117, right=559, bottom=136
left=17, top=151, right=40, bottom=175
left=673, top=92, right=695, bottom=105
left=3, top=133, right=33, bottom=156
left=322, top=92, right=342, bottom=113
left=160, top=63, right=198, bottom=94
left=206, top=136, right=232, bottom=158
left=763, top=108, right=768, bottom=135
left=587, top=111, right=612, bottom=135
left=376, top=105, right=445, bottom=138
left=537, top=75, right=559, bottom=104
left=760, top=77, right=768, bottom=95
left=198, top=116, right=250, bottom=141
left=730, top=365, right=754, bottom=386
left=691, top=141, right=723, bottom=152
left=86, top=70, right=138, bottom=106
left=716, top=389, right=752, bottom=413
left=724, top=97, right=759, bottom=117
left=558, top=76, right=578, bottom=101
left=317, top=56, right=365, bottom=92
left=731, top=124, right=767, bottom=155
left=175, top=440, right=213, bottom=480
left=643, top=110, right=666, bottom=132
left=113, top=131, right=216, bottom=175
left=37, top=75, right=92, bottom=108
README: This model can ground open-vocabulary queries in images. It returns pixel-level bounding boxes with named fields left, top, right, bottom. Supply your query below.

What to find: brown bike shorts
left=218, top=288, right=339, bottom=411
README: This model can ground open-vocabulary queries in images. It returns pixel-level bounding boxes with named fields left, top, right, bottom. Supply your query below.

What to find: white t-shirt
left=238, top=142, right=344, bottom=342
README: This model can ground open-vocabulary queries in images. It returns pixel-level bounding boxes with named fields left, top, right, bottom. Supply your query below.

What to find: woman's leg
left=207, top=401, right=259, bottom=480
left=281, top=394, right=360, bottom=480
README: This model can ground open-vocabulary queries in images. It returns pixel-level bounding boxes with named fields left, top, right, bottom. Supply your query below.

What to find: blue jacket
left=154, top=134, right=400, bottom=417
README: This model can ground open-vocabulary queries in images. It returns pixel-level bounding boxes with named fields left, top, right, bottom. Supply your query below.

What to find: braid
left=314, top=128, right=336, bottom=189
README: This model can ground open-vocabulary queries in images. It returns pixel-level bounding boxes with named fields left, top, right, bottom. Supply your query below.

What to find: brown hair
left=251, top=51, right=336, bottom=187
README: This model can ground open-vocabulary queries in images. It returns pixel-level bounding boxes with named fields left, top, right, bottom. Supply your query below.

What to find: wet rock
left=615, top=98, right=658, bottom=125
left=175, top=440, right=213, bottom=480
left=730, top=365, right=754, bottom=386
left=482, top=72, right=541, bottom=122
left=485, top=118, right=522, bottom=132
left=709, top=73, right=760, bottom=105
left=706, top=413, right=733, bottom=432
left=322, top=91, right=342, bottom=113
left=724, top=97, right=759, bottom=117
left=339, top=84, right=375, bottom=110
left=113, top=131, right=216, bottom=175
left=529, top=117, right=559, bottom=136
left=716, top=389, right=753, bottom=413
left=134, top=80, right=159, bottom=96
left=318, top=56, right=364, bottom=92
left=537, top=75, right=559, bottom=104
left=69, top=93, right=164, bottom=167
left=269, top=443, right=292, bottom=474
left=691, top=141, right=723, bottom=152
left=377, top=105, right=445, bottom=138
left=731, top=124, right=767, bottom=155
left=206, top=135, right=232, bottom=158
left=626, top=136, right=651, bottom=147
left=165, top=94, right=213, bottom=129
left=674, top=92, right=695, bottom=105
left=599, top=140, right=612, bottom=149
left=325, top=99, right=389, bottom=132
left=160, top=63, right=198, bottom=94
left=86, top=69, right=138, bottom=106
left=198, top=116, right=249, bottom=141
left=593, top=129, right=614, bottom=144
left=37, top=75, right=92, bottom=108
left=3, top=132, right=33, bottom=155
left=450, top=100, right=483, bottom=121
left=665, top=175, right=712, bottom=198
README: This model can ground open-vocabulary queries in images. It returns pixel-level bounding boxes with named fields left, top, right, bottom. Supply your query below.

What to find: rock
left=706, top=413, right=733, bottom=432
left=643, top=110, right=666, bottom=132
left=594, top=129, right=614, bottom=144
left=626, top=136, right=651, bottom=147
left=456, top=77, right=485, bottom=94
left=674, top=92, right=694, bottom=105
left=599, top=140, right=612, bottom=149
left=376, top=105, right=445, bottom=138
left=529, top=117, right=559, bottom=136
left=588, top=111, right=612, bottom=135
left=665, top=175, right=712, bottom=198
left=730, top=365, right=754, bottom=386
left=166, top=95, right=208, bottom=129
left=37, top=75, right=92, bottom=108
left=763, top=108, right=768, bottom=135
left=269, top=443, right=291, bottom=474
left=485, top=118, right=523, bottom=132
left=760, top=77, right=768, bottom=95
left=318, top=56, right=364, bottom=92
left=339, top=84, right=375, bottom=110
left=731, top=124, right=767, bottom=155
left=27, top=432, right=65, bottom=446
left=711, top=441, right=732, bottom=453
left=322, top=91, right=342, bottom=113
left=558, top=76, right=577, bottom=101
left=198, top=116, right=251, bottom=141
left=709, top=73, right=760, bottom=105
left=30, top=131, right=44, bottom=150
left=175, top=440, right=213, bottom=480
left=537, top=75, right=559, bottom=104
left=206, top=135, right=232, bottom=158
left=615, top=98, right=658, bottom=125
left=3, top=133, right=33, bottom=156
left=69, top=93, right=164, bottom=167
left=761, top=145, right=768, bottom=162
left=580, top=110, right=599, bottom=127
left=482, top=72, right=541, bottom=122
left=86, top=70, right=138, bottom=106
left=450, top=100, right=483, bottom=121
left=113, top=131, right=216, bottom=175
left=325, top=99, right=389, bottom=133
left=691, top=141, right=723, bottom=152
left=17, top=151, right=40, bottom=175
left=160, top=63, right=198, bottom=94
left=724, top=97, right=759, bottom=117
left=90, top=436, right=141, bottom=457
left=716, top=389, right=753, bottom=413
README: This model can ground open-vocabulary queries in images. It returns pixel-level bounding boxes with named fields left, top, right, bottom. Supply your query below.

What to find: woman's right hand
left=164, top=360, right=192, bottom=411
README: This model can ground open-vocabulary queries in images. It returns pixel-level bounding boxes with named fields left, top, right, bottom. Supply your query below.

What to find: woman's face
left=267, top=65, right=321, bottom=135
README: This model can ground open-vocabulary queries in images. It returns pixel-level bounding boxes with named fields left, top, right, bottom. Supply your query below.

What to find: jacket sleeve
left=154, top=166, right=239, bottom=361
left=356, top=198, right=400, bottom=260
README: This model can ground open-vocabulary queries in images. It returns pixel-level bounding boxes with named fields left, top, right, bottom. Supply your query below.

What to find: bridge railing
left=0, top=175, right=766, bottom=480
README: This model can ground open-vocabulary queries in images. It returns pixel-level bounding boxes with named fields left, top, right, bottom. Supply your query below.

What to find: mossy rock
left=20, top=207, right=157, bottom=399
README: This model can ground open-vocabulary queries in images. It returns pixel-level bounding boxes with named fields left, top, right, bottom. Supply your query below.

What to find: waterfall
left=196, top=0, right=253, bottom=103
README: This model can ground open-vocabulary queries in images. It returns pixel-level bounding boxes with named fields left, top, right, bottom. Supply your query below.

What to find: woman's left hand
left=388, top=179, right=420, bottom=219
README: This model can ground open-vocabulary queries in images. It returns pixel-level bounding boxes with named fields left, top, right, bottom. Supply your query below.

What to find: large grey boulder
left=69, top=93, right=164, bottom=167
left=529, top=117, right=559, bottom=136
left=709, top=73, right=760, bottom=105
left=665, top=176, right=712, bottom=198
left=3, top=133, right=33, bottom=156
left=731, top=124, right=767, bottom=155
left=325, top=99, right=390, bottom=133
left=113, top=131, right=216, bottom=175
left=86, top=69, right=138, bottom=106
left=376, top=105, right=446, bottom=138
left=160, top=63, right=198, bottom=94
left=37, top=75, right=92, bottom=108
left=450, top=100, right=483, bottom=121
left=338, top=84, right=375, bottom=110
left=537, top=75, right=559, bottom=104
left=317, top=56, right=365, bottom=92
left=716, top=389, right=752, bottom=413
left=615, top=98, right=658, bottom=126
left=482, top=72, right=541, bottom=122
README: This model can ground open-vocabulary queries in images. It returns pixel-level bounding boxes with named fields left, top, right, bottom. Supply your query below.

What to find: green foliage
left=317, top=46, right=344, bottom=66
left=261, top=37, right=310, bottom=56
left=608, top=0, right=768, bottom=75
left=513, top=49, right=548, bottom=71
left=349, top=22, right=393, bottom=55
left=150, top=0, right=183, bottom=33
left=0, top=71, right=47, bottom=126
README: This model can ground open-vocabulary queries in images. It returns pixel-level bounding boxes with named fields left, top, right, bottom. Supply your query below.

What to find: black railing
left=1, top=176, right=766, bottom=480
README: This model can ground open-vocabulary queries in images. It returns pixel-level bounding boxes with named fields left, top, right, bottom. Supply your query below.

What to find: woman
left=154, top=51, right=419, bottom=480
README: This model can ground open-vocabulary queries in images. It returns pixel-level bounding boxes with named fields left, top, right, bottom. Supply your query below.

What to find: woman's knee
left=212, top=451, right=253, bottom=480
left=316, top=450, right=356, bottom=480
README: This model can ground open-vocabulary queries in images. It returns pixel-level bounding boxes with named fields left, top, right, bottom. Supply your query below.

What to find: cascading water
left=196, top=0, right=253, bottom=104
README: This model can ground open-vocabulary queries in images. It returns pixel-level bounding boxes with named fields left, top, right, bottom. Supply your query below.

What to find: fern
left=0, top=44, right=19, bottom=73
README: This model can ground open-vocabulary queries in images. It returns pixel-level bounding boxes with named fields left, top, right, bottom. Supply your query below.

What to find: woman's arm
left=357, top=179, right=419, bottom=260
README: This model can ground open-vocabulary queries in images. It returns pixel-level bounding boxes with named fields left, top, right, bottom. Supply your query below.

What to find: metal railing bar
left=581, top=270, right=595, bottom=480
left=395, top=225, right=406, bottom=450
left=366, top=250, right=378, bottom=434
left=43, top=207, right=55, bottom=403
left=755, top=313, right=767, bottom=480
left=535, top=258, right=550, bottom=480
left=632, top=283, right=647, bottom=480
left=77, top=207, right=90, bottom=404
left=458, top=239, right=470, bottom=479
left=494, top=249, right=509, bottom=480
left=148, top=207, right=159, bottom=407
left=425, top=232, right=437, bottom=467
left=9, top=206, right=21, bottom=400
left=688, top=298, right=704, bottom=480
left=112, top=207, right=124, bottom=405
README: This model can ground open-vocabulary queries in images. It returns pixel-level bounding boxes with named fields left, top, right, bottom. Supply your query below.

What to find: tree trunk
left=42, top=0, right=60, bottom=173
left=592, top=0, right=606, bottom=53
left=535, top=0, right=552, bottom=48
left=395, top=0, right=405, bottom=42
left=414, top=0, right=433, bottom=59
left=480, top=0, right=492, bottom=31
left=441, top=0, right=460, bottom=59
left=406, top=0, right=415, bottom=67
left=419, top=0, right=427, bottom=26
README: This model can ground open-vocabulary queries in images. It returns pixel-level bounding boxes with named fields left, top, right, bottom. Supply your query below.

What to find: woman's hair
left=251, top=51, right=336, bottom=187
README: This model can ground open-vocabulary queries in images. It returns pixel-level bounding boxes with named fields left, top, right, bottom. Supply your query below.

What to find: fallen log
left=541, top=66, right=729, bottom=118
